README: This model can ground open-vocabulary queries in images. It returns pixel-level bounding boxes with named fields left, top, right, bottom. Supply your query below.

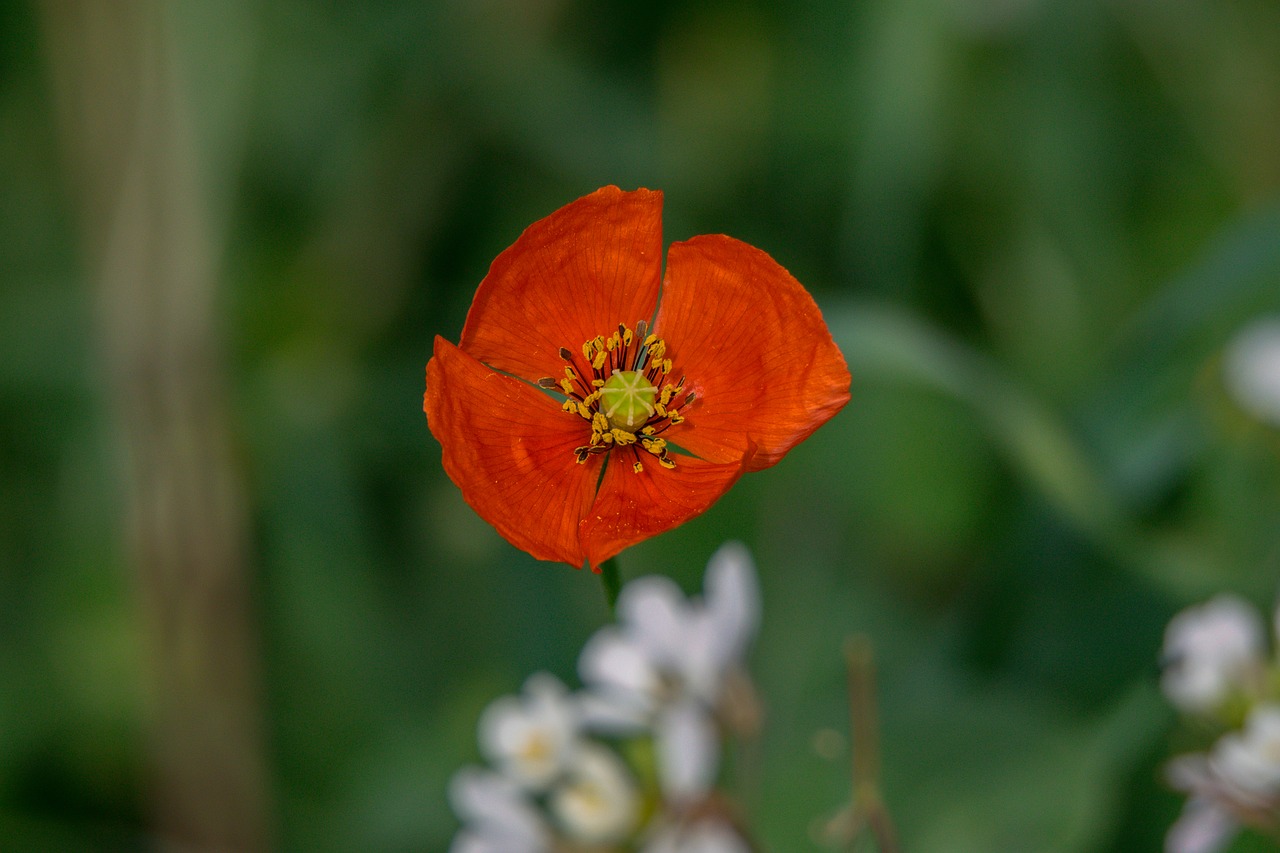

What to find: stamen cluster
left=539, top=320, right=694, bottom=472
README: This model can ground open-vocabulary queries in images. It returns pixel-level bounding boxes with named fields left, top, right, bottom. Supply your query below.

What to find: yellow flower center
left=539, top=320, right=695, bottom=473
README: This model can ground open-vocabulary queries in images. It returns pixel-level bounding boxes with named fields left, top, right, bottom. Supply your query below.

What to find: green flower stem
left=598, top=557, right=621, bottom=613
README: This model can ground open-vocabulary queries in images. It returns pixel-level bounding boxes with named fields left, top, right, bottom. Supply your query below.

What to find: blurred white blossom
left=448, top=768, right=549, bottom=853
left=448, top=544, right=761, bottom=853
left=478, top=672, right=580, bottom=789
left=1165, top=795, right=1238, bottom=853
left=578, top=542, right=760, bottom=802
left=1161, top=595, right=1264, bottom=715
left=1224, top=316, right=1280, bottom=426
left=548, top=743, right=639, bottom=844
left=1212, top=705, right=1280, bottom=797
left=1162, top=596, right=1280, bottom=852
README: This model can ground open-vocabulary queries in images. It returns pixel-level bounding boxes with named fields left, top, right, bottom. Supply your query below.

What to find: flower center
left=600, top=370, right=657, bottom=432
left=539, top=320, right=696, bottom=473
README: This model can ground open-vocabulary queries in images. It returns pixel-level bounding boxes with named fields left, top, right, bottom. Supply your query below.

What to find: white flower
left=578, top=543, right=760, bottom=802
left=580, top=542, right=759, bottom=716
left=1165, top=796, right=1239, bottom=853
left=448, top=767, right=550, bottom=853
left=1161, top=595, right=1264, bottom=714
left=1212, top=704, right=1280, bottom=796
left=478, top=672, right=580, bottom=790
left=548, top=743, right=639, bottom=844
left=642, top=817, right=751, bottom=853
left=1224, top=316, right=1280, bottom=426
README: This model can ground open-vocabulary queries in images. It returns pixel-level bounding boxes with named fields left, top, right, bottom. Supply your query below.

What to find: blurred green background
left=5, top=0, right=1280, bottom=850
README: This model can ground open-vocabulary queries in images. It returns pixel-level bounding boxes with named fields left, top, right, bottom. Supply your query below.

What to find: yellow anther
left=669, top=412, right=684, bottom=425
left=564, top=366, right=578, bottom=379
left=559, top=378, right=575, bottom=395
left=582, top=341, right=594, bottom=359
left=606, top=335, right=617, bottom=351
left=632, top=460, right=644, bottom=473
left=592, top=379, right=605, bottom=387
left=592, top=350, right=608, bottom=370
left=658, top=456, right=676, bottom=469
left=649, top=340, right=666, bottom=361
left=641, top=425, right=656, bottom=435
left=644, top=334, right=658, bottom=347
left=576, top=402, right=591, bottom=419
left=602, top=431, right=614, bottom=444
left=623, top=328, right=634, bottom=345
left=611, top=429, right=636, bottom=446
left=642, top=437, right=667, bottom=453
left=592, top=412, right=609, bottom=434
left=583, top=390, right=601, bottom=406
left=660, top=386, right=674, bottom=406
left=562, top=399, right=578, bottom=413
left=662, top=358, right=672, bottom=375
left=654, top=402, right=667, bottom=418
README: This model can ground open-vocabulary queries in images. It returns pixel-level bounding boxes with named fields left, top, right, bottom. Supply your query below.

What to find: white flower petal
left=619, top=575, right=693, bottom=669
left=1211, top=703, right=1280, bottom=795
left=477, top=673, right=578, bottom=789
left=1224, top=317, right=1280, bottom=426
left=675, top=612, right=724, bottom=705
left=704, top=542, right=760, bottom=666
left=577, top=690, right=651, bottom=734
left=548, top=743, right=638, bottom=844
left=448, top=767, right=546, bottom=841
left=450, top=828, right=545, bottom=853
left=656, top=700, right=720, bottom=803
left=580, top=627, right=661, bottom=704
left=1165, top=798, right=1238, bottom=853
left=1161, top=595, right=1264, bottom=714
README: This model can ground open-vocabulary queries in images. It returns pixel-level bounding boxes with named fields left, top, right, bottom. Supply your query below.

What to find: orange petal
left=459, top=186, right=665, bottom=382
left=579, top=451, right=745, bottom=571
left=656, top=235, right=850, bottom=472
left=425, top=336, right=599, bottom=567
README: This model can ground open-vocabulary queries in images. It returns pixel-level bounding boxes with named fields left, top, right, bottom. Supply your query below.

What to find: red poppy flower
left=425, top=186, right=850, bottom=571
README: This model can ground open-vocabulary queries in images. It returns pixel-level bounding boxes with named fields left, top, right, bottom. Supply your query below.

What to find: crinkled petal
left=459, top=186, right=664, bottom=382
left=425, top=337, right=599, bottom=566
left=656, top=235, right=850, bottom=471
left=655, top=700, right=720, bottom=803
left=580, top=452, right=745, bottom=570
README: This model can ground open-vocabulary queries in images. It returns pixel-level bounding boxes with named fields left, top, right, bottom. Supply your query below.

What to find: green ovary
left=599, top=370, right=657, bottom=432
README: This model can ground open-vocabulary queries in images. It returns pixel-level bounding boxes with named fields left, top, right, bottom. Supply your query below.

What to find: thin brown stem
left=843, top=636, right=900, bottom=853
